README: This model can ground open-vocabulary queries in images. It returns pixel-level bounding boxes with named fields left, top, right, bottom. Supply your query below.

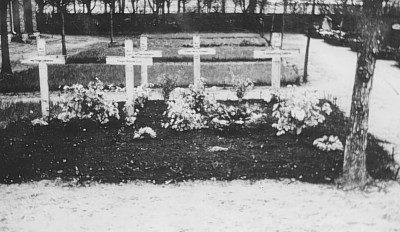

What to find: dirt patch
left=0, top=100, right=394, bottom=185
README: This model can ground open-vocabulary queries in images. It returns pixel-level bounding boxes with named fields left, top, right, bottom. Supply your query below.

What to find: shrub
left=271, top=85, right=332, bottom=136
left=57, top=78, right=120, bottom=124
left=162, top=79, right=218, bottom=131
left=157, top=73, right=178, bottom=102
left=231, top=75, right=254, bottom=100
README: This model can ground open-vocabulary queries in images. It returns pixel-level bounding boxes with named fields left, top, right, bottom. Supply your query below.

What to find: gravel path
left=1, top=180, right=400, bottom=232
left=1, top=34, right=400, bottom=232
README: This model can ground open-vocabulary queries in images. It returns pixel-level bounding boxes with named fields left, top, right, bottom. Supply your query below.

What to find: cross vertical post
left=106, top=40, right=153, bottom=117
left=178, top=36, right=216, bottom=88
left=193, top=36, right=201, bottom=88
left=124, top=40, right=135, bottom=116
left=140, top=37, right=148, bottom=85
left=132, top=36, right=162, bottom=86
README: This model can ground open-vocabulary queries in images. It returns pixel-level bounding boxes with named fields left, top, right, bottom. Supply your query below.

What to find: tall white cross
left=178, top=36, right=216, bottom=88
left=21, top=39, right=66, bottom=119
left=132, top=37, right=162, bottom=85
left=254, top=33, right=299, bottom=89
left=106, top=40, right=152, bottom=116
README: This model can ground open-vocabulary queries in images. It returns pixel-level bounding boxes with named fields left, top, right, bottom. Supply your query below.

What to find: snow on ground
left=1, top=34, right=400, bottom=232
left=1, top=180, right=400, bottom=232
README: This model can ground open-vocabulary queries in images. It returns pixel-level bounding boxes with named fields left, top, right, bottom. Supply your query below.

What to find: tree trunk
left=303, top=0, right=315, bottom=82
left=1, top=0, right=13, bottom=76
left=221, top=0, right=226, bottom=13
left=122, top=0, right=125, bottom=13
left=248, top=0, right=256, bottom=13
left=110, top=2, right=114, bottom=43
left=177, top=0, right=181, bottom=13
left=61, top=8, right=67, bottom=56
left=183, top=0, right=186, bottom=12
left=37, top=0, right=45, bottom=14
left=197, top=0, right=201, bottom=13
left=342, top=0, right=382, bottom=190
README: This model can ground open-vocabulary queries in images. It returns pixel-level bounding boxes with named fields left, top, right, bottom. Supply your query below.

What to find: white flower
left=322, top=103, right=332, bottom=115
left=31, top=118, right=48, bottom=126
left=133, top=127, right=157, bottom=139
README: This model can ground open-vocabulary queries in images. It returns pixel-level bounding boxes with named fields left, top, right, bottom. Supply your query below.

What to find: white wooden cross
left=178, top=36, right=216, bottom=88
left=132, top=37, right=162, bottom=85
left=21, top=39, right=66, bottom=119
left=106, top=40, right=152, bottom=116
left=254, top=33, right=299, bottom=89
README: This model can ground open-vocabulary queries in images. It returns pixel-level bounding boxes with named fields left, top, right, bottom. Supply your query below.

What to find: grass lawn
left=0, top=33, right=300, bottom=93
left=0, top=99, right=395, bottom=185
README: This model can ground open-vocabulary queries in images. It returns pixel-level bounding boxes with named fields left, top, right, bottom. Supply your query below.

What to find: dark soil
left=0, top=100, right=395, bottom=185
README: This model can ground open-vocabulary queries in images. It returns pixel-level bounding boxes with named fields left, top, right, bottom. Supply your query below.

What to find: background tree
left=0, top=0, right=12, bottom=77
left=303, top=0, right=316, bottom=82
left=258, top=0, right=268, bottom=14
left=342, top=0, right=383, bottom=189
left=80, top=0, right=98, bottom=14
left=103, top=0, right=116, bottom=43
left=35, top=0, right=48, bottom=14
left=48, top=0, right=72, bottom=56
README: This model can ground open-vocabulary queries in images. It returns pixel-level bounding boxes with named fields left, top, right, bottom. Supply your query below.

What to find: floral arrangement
left=271, top=85, right=332, bottom=136
left=133, top=127, right=157, bottom=139
left=31, top=117, right=49, bottom=126
left=209, top=103, right=267, bottom=129
left=313, top=135, right=344, bottom=151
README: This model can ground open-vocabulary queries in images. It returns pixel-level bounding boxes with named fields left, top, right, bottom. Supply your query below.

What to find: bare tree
left=341, top=0, right=383, bottom=189
left=35, top=0, right=48, bottom=14
left=48, top=0, right=72, bottom=55
left=80, top=0, right=98, bottom=14
left=258, top=0, right=268, bottom=14
left=103, top=0, right=116, bottom=43
left=1, top=0, right=12, bottom=76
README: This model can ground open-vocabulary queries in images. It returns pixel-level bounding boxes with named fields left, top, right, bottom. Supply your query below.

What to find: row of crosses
left=22, top=34, right=299, bottom=119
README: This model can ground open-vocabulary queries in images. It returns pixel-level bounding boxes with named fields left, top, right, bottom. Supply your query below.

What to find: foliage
left=231, top=76, right=254, bottom=100
left=57, top=78, right=120, bottom=124
left=209, top=103, right=267, bottom=129
left=313, top=135, right=344, bottom=152
left=133, top=127, right=157, bottom=139
left=162, top=79, right=217, bottom=131
left=124, top=83, right=152, bottom=126
left=157, top=73, right=178, bottom=101
left=271, top=85, right=332, bottom=136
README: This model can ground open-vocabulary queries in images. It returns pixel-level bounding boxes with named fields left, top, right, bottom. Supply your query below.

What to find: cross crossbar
left=253, top=49, right=300, bottom=59
left=106, top=56, right=153, bottom=65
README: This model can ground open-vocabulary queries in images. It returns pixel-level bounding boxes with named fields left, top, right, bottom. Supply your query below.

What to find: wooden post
left=178, top=36, right=216, bottom=88
left=106, top=40, right=153, bottom=117
left=21, top=39, right=66, bottom=119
